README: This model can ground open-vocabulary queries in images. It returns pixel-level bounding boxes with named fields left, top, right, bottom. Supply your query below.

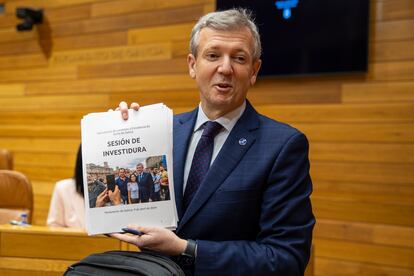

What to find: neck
left=201, top=102, right=242, bottom=120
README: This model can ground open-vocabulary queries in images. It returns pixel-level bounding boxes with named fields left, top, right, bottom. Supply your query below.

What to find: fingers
left=110, top=101, right=140, bottom=120
left=119, top=101, right=128, bottom=110
left=130, top=102, right=140, bottom=111
left=110, top=233, right=138, bottom=244
left=109, top=185, right=118, bottom=195
left=98, top=188, right=108, bottom=197
left=119, top=101, right=129, bottom=120
left=110, top=232, right=146, bottom=248
left=127, top=224, right=152, bottom=233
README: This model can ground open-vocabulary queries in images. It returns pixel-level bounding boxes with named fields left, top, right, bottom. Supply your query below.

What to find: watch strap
left=183, top=239, right=197, bottom=258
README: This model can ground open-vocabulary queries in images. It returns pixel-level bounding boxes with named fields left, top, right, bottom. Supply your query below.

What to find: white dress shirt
left=183, top=101, right=246, bottom=192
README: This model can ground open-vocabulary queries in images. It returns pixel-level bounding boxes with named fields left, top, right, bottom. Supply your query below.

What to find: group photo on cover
left=86, top=155, right=170, bottom=208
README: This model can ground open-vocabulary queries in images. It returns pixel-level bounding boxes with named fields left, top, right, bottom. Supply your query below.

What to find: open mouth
left=218, top=83, right=231, bottom=88
left=215, top=83, right=233, bottom=91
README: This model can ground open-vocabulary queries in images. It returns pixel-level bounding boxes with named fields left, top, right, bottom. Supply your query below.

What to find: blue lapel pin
left=239, top=138, right=247, bottom=146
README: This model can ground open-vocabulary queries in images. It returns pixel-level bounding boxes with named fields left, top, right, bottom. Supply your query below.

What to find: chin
left=210, top=96, right=233, bottom=106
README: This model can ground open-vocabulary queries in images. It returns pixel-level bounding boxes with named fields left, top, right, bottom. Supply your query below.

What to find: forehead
left=198, top=27, right=254, bottom=54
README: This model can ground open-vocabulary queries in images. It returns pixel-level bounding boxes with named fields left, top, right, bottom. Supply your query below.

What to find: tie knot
left=202, top=121, right=222, bottom=138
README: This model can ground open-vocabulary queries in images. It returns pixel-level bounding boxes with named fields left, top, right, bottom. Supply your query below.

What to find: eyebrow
left=203, top=46, right=249, bottom=54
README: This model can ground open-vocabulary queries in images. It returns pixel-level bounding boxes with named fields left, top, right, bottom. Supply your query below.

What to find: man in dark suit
left=113, top=9, right=314, bottom=275
left=115, top=168, right=129, bottom=204
left=135, top=163, right=153, bottom=203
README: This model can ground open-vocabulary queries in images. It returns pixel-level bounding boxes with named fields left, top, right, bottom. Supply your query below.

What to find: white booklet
left=81, top=103, right=177, bottom=235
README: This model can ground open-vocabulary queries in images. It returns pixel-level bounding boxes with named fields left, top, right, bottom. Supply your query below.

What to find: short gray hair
left=190, top=9, right=262, bottom=61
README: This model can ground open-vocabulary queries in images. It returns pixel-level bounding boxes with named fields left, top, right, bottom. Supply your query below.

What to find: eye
left=234, top=55, right=246, bottom=63
left=205, top=52, right=219, bottom=60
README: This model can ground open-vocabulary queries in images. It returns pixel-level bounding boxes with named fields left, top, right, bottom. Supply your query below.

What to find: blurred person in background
left=47, top=145, right=85, bottom=228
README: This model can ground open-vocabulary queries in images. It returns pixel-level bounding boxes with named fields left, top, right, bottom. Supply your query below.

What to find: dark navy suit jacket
left=137, top=172, right=153, bottom=202
left=173, top=101, right=315, bottom=276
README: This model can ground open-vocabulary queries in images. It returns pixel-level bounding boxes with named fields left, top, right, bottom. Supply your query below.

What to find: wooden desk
left=0, top=224, right=132, bottom=275
left=0, top=225, right=314, bottom=275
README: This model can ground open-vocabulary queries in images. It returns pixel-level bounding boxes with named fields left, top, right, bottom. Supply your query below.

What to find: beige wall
left=0, top=0, right=413, bottom=274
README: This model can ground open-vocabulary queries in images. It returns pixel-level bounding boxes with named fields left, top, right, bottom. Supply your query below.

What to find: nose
left=217, top=56, right=233, bottom=75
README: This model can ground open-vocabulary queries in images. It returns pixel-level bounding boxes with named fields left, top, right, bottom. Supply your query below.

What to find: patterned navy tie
left=183, top=121, right=223, bottom=210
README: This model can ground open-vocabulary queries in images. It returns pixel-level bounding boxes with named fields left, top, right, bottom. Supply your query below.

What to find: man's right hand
left=109, top=101, right=140, bottom=121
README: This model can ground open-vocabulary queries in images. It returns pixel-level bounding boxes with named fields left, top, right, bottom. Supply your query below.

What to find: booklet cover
left=81, top=104, right=177, bottom=235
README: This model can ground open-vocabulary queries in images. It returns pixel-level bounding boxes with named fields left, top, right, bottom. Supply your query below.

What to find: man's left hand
left=111, top=225, right=187, bottom=256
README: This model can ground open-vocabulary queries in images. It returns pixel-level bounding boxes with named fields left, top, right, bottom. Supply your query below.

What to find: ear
left=187, top=54, right=197, bottom=79
left=250, top=59, right=262, bottom=86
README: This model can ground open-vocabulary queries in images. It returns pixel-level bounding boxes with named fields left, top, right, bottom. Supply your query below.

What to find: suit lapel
left=173, top=108, right=198, bottom=220
left=177, top=102, right=260, bottom=231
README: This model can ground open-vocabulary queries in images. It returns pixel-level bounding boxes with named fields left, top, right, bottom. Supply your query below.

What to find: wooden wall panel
left=0, top=53, right=47, bottom=70
left=41, top=4, right=91, bottom=24
left=0, top=111, right=86, bottom=125
left=78, top=58, right=188, bottom=79
left=51, top=31, right=128, bottom=51
left=369, top=61, right=414, bottom=81
left=0, top=0, right=413, bottom=275
left=0, top=138, right=80, bottom=153
left=315, top=258, right=414, bottom=276
left=0, top=40, right=42, bottom=56
left=315, top=219, right=414, bottom=247
left=249, top=81, right=342, bottom=105
left=0, top=84, right=25, bottom=97
left=311, top=162, right=413, bottom=185
left=0, top=4, right=91, bottom=31
left=342, top=81, right=414, bottom=102
left=0, top=66, right=77, bottom=83
left=172, top=39, right=190, bottom=58
left=14, top=166, right=73, bottom=182
left=0, top=28, right=38, bottom=43
left=0, top=125, right=80, bottom=138
left=374, top=19, right=414, bottom=41
left=0, top=95, right=109, bottom=111
left=374, top=0, right=414, bottom=21
left=256, top=103, right=414, bottom=123
left=0, top=14, right=19, bottom=28
left=313, top=197, right=414, bottom=226
left=49, top=5, right=204, bottom=37
left=91, top=0, right=208, bottom=18
left=315, top=238, right=414, bottom=269
left=49, top=43, right=171, bottom=67
left=109, top=89, right=200, bottom=109
left=310, top=142, right=414, bottom=163
left=26, top=75, right=196, bottom=95
left=14, top=152, right=76, bottom=168
left=372, top=40, right=414, bottom=62
left=4, top=0, right=105, bottom=12
left=295, top=123, right=414, bottom=143
left=128, top=23, right=194, bottom=45
left=314, top=181, right=414, bottom=205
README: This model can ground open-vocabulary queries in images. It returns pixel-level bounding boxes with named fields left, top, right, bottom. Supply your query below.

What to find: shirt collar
left=193, top=101, right=246, bottom=133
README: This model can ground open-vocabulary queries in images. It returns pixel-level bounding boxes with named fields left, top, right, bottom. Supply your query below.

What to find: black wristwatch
left=178, top=239, right=197, bottom=266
